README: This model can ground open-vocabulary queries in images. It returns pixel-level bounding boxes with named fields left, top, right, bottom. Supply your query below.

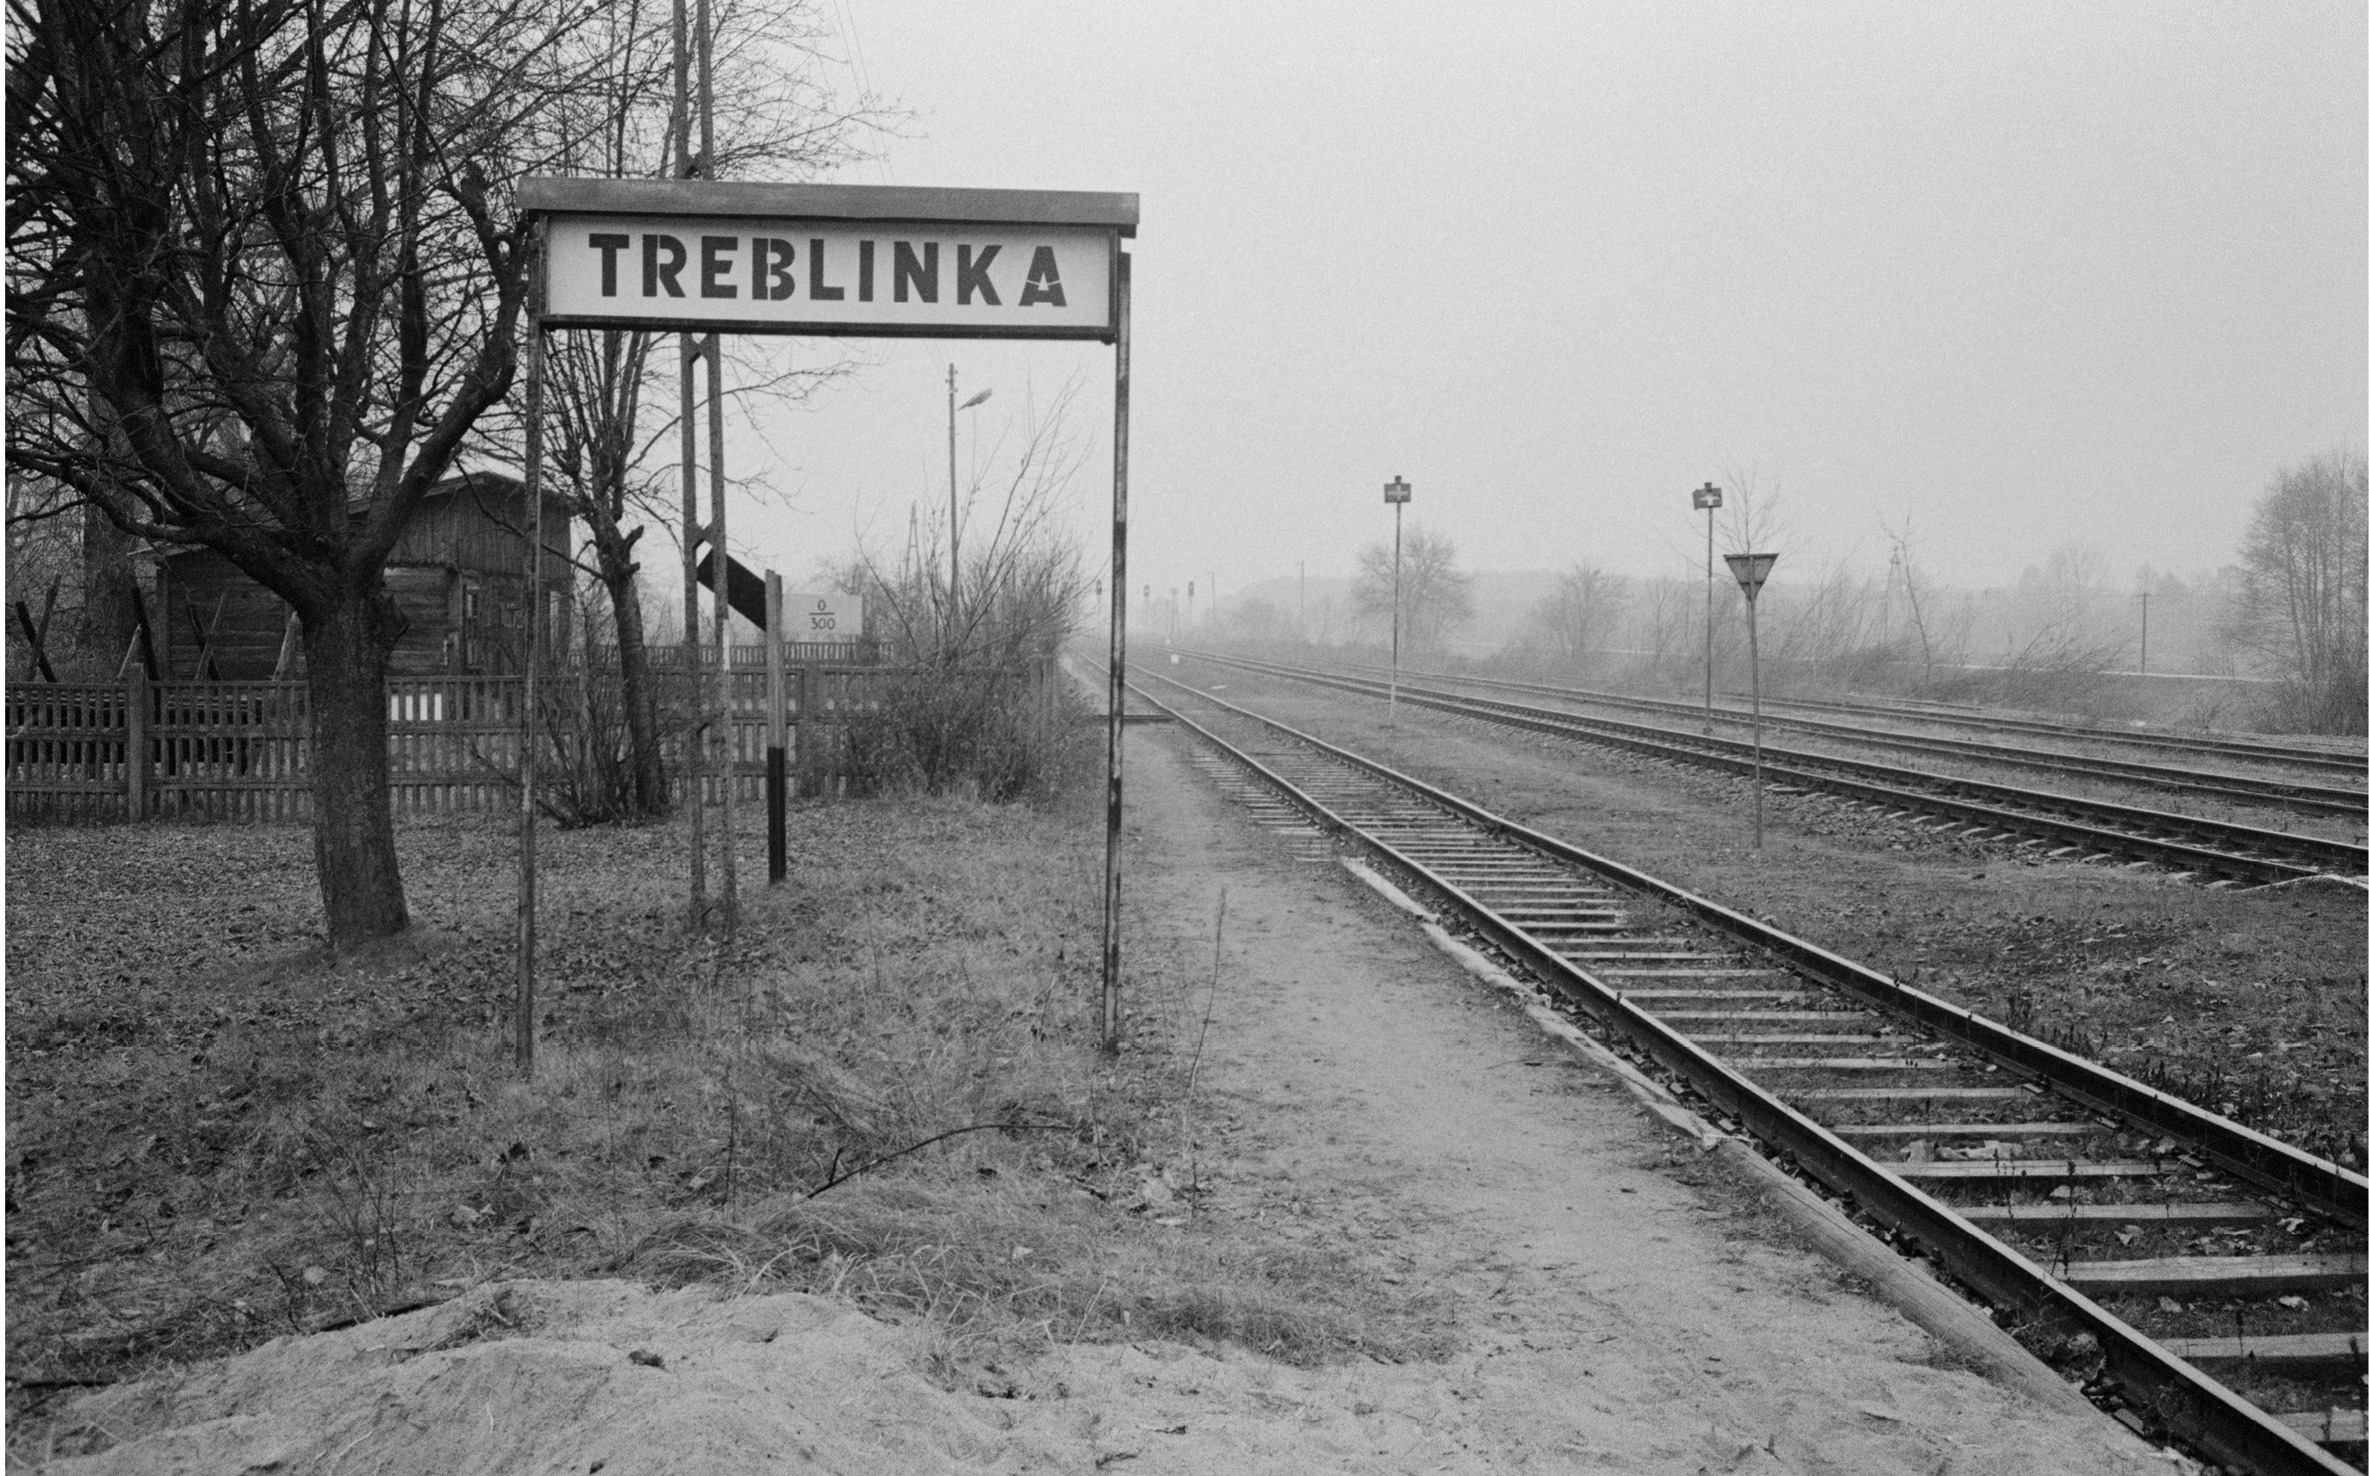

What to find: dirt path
left=1092, top=725, right=2163, bottom=1474
left=39, top=726, right=2175, bottom=1474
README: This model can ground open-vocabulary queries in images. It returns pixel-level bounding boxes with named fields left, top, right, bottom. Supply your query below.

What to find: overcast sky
left=717, top=1, right=2365, bottom=608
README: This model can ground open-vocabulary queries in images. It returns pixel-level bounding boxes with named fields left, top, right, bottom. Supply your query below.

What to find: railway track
left=1123, top=665, right=2369, bottom=1476
left=1329, top=660, right=2368, bottom=821
left=1177, top=649, right=2368, bottom=887
left=1752, top=691, right=2369, bottom=779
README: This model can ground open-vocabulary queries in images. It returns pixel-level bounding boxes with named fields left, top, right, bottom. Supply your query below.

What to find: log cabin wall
left=152, top=474, right=572, bottom=680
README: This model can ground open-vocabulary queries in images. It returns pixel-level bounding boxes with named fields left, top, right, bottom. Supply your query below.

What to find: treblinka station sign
left=520, top=180, right=1131, bottom=339
left=511, top=177, right=1140, bottom=1065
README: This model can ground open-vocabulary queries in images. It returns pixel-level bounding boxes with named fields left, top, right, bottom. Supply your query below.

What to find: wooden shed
left=151, top=473, right=573, bottom=679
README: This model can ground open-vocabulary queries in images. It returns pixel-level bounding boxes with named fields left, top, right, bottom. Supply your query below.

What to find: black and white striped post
left=766, top=570, right=787, bottom=885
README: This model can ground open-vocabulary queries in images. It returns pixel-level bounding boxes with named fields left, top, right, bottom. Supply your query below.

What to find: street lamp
left=1723, top=551, right=1778, bottom=849
left=947, top=365, right=992, bottom=643
left=1693, top=483, right=1722, bottom=731
left=1384, top=476, right=1411, bottom=709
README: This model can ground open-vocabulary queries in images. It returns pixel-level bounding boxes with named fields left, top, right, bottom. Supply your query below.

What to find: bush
left=851, top=661, right=1091, bottom=804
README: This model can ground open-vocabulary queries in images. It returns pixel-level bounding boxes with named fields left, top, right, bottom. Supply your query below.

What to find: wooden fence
left=5, top=663, right=900, bottom=824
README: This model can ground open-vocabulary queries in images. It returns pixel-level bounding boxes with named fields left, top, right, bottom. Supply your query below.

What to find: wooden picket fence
left=5, top=663, right=900, bottom=824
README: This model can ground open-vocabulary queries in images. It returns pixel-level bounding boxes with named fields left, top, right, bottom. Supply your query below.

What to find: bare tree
left=1881, top=516, right=1943, bottom=690
left=1717, top=463, right=1793, bottom=559
left=2232, top=449, right=2367, bottom=734
left=828, top=383, right=1092, bottom=798
left=508, top=0, right=887, bottom=819
left=1353, top=525, right=1473, bottom=659
left=1766, top=562, right=1878, bottom=686
left=6, top=0, right=603, bottom=946
left=1520, top=561, right=1628, bottom=665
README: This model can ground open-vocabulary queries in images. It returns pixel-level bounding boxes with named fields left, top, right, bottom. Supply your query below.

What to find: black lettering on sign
left=589, top=234, right=629, bottom=297
left=701, top=236, right=738, bottom=298
left=809, top=239, right=846, bottom=301
left=753, top=239, right=796, bottom=300
left=893, top=241, right=938, bottom=303
left=858, top=240, right=876, bottom=302
left=643, top=234, right=687, bottom=298
left=956, top=244, right=1001, bottom=305
left=1019, top=246, right=1065, bottom=308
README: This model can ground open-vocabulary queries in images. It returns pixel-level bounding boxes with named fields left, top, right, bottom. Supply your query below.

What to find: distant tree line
left=1202, top=449, right=2366, bottom=736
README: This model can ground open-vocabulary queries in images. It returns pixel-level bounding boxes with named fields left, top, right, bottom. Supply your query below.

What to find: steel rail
left=1188, top=650, right=2366, bottom=882
left=1754, top=691, right=2369, bottom=776
left=1346, top=661, right=2367, bottom=818
left=1128, top=668, right=2363, bottom=1476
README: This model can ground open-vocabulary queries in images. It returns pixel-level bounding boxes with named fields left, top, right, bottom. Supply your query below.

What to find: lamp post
left=1723, top=552, right=1778, bottom=849
left=1693, top=483, right=1722, bottom=731
left=1384, top=476, right=1411, bottom=709
left=946, top=365, right=991, bottom=645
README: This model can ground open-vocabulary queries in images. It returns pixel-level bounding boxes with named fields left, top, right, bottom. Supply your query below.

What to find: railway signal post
left=1384, top=476, right=1411, bottom=710
left=1724, top=551, right=1777, bottom=848
left=1693, top=483, right=1722, bottom=733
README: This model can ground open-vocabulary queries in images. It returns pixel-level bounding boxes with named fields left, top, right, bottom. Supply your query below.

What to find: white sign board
left=785, top=591, right=862, bottom=642
left=522, top=179, right=1133, bottom=340
left=541, top=218, right=1115, bottom=339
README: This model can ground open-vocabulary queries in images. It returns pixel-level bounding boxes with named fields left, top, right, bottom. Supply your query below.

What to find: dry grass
left=6, top=793, right=1436, bottom=1446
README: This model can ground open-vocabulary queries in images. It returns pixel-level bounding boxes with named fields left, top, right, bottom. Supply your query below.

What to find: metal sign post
left=1383, top=476, right=1410, bottom=709
left=1100, top=251, right=1131, bottom=1055
left=515, top=220, right=547, bottom=1077
left=1693, top=483, right=1722, bottom=733
left=516, top=177, right=1138, bottom=1051
left=1723, top=551, right=1778, bottom=850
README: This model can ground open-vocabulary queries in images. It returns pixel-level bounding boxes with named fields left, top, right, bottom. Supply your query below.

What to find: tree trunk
left=80, top=501, right=137, bottom=675
left=587, top=511, right=667, bottom=816
left=304, top=588, right=409, bottom=947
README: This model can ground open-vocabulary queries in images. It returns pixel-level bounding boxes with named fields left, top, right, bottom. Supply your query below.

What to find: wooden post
left=14, top=597, right=57, bottom=682
left=124, top=662, right=148, bottom=821
left=766, top=571, right=786, bottom=884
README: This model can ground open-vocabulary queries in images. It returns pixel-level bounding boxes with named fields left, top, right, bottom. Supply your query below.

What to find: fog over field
left=705, top=1, right=2363, bottom=636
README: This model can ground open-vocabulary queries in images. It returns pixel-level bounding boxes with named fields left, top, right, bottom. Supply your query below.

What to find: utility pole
left=946, top=366, right=990, bottom=652
left=1384, top=476, right=1411, bottom=709
left=2138, top=590, right=2150, bottom=675
left=673, top=0, right=704, bottom=931
left=700, top=0, right=735, bottom=937
left=1693, top=483, right=1722, bottom=732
